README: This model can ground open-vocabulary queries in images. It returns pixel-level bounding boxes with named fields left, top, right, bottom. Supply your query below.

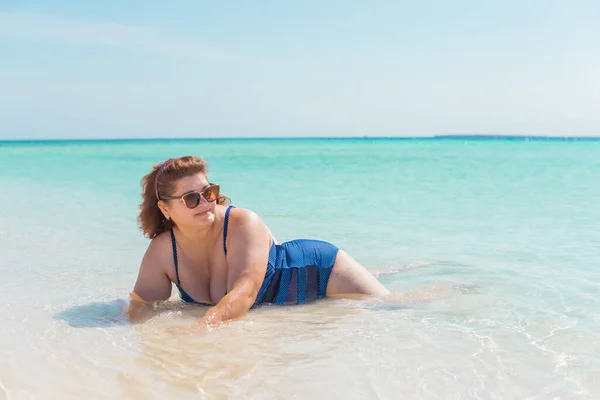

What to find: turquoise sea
left=1, top=138, right=599, bottom=399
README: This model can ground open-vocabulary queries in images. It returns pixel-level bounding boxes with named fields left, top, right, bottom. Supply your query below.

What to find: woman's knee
left=326, top=250, right=390, bottom=297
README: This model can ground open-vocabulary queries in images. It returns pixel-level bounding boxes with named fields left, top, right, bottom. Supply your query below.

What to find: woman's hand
left=102, top=299, right=130, bottom=323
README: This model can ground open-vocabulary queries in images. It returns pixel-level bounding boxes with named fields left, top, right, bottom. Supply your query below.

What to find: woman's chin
left=193, top=209, right=214, bottom=220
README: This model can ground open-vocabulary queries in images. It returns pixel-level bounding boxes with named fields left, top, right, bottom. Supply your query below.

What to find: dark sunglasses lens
left=183, top=192, right=201, bottom=208
left=203, top=186, right=219, bottom=202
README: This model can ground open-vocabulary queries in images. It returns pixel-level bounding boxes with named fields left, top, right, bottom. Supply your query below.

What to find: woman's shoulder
left=223, top=205, right=277, bottom=244
left=142, top=230, right=175, bottom=265
left=225, top=205, right=265, bottom=226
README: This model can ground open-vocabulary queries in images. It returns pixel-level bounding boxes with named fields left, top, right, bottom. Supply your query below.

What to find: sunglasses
left=161, top=184, right=220, bottom=209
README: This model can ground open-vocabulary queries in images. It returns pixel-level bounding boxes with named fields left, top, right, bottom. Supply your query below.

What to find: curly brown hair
left=137, top=156, right=231, bottom=239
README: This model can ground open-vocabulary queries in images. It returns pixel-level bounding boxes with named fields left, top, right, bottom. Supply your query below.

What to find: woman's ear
left=157, top=200, right=171, bottom=221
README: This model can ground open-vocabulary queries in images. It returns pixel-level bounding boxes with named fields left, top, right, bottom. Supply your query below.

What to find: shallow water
left=1, top=138, right=599, bottom=399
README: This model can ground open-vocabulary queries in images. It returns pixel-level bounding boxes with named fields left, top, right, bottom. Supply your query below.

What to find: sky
left=1, top=0, right=599, bottom=139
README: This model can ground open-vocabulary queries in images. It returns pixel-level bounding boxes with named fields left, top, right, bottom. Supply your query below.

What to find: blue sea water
left=1, top=138, right=599, bottom=399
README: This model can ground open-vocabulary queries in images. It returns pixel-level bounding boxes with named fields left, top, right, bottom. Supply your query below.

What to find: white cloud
left=0, top=12, right=217, bottom=58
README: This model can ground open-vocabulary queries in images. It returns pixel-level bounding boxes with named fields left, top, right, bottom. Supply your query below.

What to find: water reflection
left=126, top=281, right=474, bottom=397
left=52, top=266, right=478, bottom=398
left=131, top=302, right=365, bottom=397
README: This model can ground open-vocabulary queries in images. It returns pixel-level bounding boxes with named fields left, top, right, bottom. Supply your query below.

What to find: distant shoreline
left=1, top=135, right=600, bottom=144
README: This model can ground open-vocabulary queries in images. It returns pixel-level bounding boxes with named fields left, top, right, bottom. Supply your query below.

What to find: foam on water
left=1, top=138, right=600, bottom=399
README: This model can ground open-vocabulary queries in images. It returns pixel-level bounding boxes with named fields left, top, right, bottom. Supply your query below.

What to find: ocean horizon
left=2, top=134, right=600, bottom=144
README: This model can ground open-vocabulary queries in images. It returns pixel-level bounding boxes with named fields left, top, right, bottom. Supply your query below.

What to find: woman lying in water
left=122, top=155, right=390, bottom=330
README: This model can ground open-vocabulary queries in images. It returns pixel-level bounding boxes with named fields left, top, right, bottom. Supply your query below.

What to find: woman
left=125, top=156, right=390, bottom=330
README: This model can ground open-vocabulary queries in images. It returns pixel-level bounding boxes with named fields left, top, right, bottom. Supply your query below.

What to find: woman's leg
left=326, top=250, right=390, bottom=298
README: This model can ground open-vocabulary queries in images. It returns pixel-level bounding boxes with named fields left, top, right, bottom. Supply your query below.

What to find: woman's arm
left=127, top=239, right=173, bottom=323
left=197, top=209, right=270, bottom=328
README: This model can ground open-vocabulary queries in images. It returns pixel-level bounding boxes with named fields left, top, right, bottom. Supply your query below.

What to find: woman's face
left=158, top=173, right=219, bottom=228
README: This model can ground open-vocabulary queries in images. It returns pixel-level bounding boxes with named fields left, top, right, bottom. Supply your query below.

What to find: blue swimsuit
left=169, top=205, right=339, bottom=306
